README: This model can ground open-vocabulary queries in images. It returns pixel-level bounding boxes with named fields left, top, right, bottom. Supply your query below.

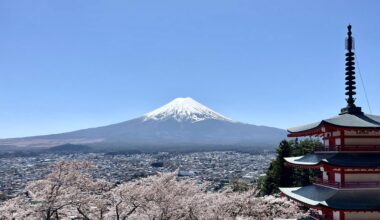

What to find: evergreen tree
left=261, top=174, right=276, bottom=196
left=273, top=140, right=294, bottom=187
left=259, top=139, right=322, bottom=195
left=291, top=138, right=320, bottom=156
left=291, top=139, right=321, bottom=186
left=260, top=140, right=293, bottom=195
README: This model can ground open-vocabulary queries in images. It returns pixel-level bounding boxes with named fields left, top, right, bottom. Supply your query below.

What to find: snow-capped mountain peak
left=143, top=97, right=233, bottom=122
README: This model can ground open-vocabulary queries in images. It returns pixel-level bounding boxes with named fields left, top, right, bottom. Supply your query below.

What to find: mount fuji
left=0, top=98, right=286, bottom=152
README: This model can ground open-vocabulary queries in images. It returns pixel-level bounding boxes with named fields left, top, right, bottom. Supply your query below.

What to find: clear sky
left=1, top=0, right=380, bottom=138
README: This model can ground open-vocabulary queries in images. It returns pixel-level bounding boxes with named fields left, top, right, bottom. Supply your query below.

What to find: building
left=280, top=25, right=380, bottom=220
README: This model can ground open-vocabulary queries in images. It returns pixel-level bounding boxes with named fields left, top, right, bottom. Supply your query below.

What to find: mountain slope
left=0, top=98, right=286, bottom=150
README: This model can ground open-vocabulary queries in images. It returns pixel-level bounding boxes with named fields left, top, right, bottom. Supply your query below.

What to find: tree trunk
left=77, top=207, right=90, bottom=220
left=116, top=202, right=121, bottom=220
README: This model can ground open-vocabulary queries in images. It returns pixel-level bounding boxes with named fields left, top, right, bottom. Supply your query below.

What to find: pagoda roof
left=280, top=184, right=380, bottom=210
left=288, top=113, right=380, bottom=136
left=284, top=153, right=380, bottom=168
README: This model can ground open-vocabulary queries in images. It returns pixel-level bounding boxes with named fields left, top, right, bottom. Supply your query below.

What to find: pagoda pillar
left=340, top=210, right=345, bottom=220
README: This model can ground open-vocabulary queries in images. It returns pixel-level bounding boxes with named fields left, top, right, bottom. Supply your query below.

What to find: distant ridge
left=0, top=98, right=286, bottom=151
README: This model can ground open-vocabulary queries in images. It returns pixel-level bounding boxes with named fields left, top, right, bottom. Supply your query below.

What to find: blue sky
left=1, top=0, right=380, bottom=138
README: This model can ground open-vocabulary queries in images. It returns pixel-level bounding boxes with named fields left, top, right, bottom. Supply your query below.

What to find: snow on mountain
left=143, top=97, right=233, bottom=123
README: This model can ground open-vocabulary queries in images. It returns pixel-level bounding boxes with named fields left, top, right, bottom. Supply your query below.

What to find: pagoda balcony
left=314, top=145, right=380, bottom=152
left=314, top=178, right=380, bottom=189
left=309, top=210, right=325, bottom=220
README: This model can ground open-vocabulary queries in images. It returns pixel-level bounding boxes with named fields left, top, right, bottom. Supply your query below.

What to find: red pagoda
left=280, top=25, right=380, bottom=220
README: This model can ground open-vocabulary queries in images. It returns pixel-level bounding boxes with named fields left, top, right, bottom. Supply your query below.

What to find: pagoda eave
left=287, top=128, right=323, bottom=137
left=284, top=153, right=380, bottom=169
left=280, top=185, right=380, bottom=211
left=284, top=161, right=321, bottom=169
left=287, top=114, right=380, bottom=137
left=288, top=124, right=380, bottom=138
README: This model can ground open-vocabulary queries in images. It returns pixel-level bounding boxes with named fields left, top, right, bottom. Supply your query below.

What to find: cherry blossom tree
left=73, top=179, right=113, bottom=220
left=106, top=180, right=147, bottom=220
left=0, top=161, right=307, bottom=220
left=25, top=161, right=97, bottom=219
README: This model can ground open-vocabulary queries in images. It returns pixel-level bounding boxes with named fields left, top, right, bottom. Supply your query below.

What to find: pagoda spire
left=340, top=24, right=363, bottom=115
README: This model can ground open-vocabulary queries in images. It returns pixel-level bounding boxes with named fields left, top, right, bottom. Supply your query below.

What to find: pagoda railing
left=314, top=178, right=380, bottom=188
left=314, top=178, right=340, bottom=188
left=314, top=145, right=380, bottom=152
left=309, top=210, right=325, bottom=220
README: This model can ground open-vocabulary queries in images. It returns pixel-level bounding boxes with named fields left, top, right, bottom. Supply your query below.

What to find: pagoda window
left=322, top=171, right=328, bottom=182
left=324, top=138, right=329, bottom=147
left=334, top=173, right=341, bottom=183
left=332, top=131, right=341, bottom=137
left=335, top=138, right=341, bottom=146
